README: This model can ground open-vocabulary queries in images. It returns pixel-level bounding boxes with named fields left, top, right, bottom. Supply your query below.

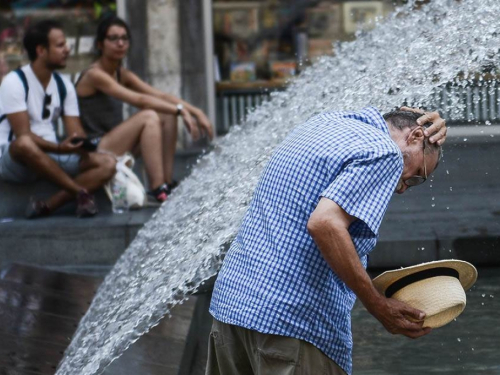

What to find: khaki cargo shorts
left=206, top=318, right=347, bottom=375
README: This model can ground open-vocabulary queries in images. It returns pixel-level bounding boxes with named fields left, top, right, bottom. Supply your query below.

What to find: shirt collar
left=348, top=107, right=390, bottom=135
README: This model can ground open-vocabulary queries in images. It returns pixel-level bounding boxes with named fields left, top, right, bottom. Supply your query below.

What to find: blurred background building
left=0, top=0, right=418, bottom=141
left=0, top=0, right=497, bottom=142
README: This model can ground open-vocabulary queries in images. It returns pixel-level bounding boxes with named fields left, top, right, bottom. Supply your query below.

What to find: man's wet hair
left=23, top=20, right=63, bottom=62
left=383, top=109, right=442, bottom=159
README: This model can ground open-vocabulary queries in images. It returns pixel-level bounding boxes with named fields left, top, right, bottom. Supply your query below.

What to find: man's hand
left=58, top=133, right=84, bottom=154
left=193, top=109, right=214, bottom=140
left=400, top=107, right=447, bottom=145
left=367, top=296, right=432, bottom=339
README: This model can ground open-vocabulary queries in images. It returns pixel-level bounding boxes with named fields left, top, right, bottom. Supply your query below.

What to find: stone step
left=0, top=151, right=201, bottom=270
left=1, top=132, right=499, bottom=270
left=0, top=209, right=156, bottom=269
left=0, top=150, right=201, bottom=219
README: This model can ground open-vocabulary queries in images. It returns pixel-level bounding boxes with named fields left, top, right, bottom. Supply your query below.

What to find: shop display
left=0, top=1, right=117, bottom=81
left=230, top=62, right=256, bottom=82
left=270, top=61, right=296, bottom=80
left=343, top=1, right=384, bottom=34
left=307, top=2, right=342, bottom=39
left=214, top=0, right=399, bottom=85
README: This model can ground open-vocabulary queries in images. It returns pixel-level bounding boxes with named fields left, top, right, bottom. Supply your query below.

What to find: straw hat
left=372, top=259, right=477, bottom=328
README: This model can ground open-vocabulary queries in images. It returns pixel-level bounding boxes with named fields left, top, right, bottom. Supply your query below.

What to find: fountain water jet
left=56, top=1, right=500, bottom=374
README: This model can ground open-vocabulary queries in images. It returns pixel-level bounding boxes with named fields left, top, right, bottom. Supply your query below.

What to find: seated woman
left=75, top=16, right=213, bottom=202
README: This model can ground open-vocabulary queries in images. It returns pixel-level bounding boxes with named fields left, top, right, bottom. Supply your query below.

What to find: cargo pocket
left=255, top=332, right=300, bottom=375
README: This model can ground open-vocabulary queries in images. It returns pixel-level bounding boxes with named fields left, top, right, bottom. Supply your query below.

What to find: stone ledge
left=0, top=209, right=156, bottom=269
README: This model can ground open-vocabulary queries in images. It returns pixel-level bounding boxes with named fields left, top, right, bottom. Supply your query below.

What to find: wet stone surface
left=352, top=268, right=500, bottom=375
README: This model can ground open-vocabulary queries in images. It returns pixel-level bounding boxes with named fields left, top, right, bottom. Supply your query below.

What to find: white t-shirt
left=0, top=64, right=79, bottom=157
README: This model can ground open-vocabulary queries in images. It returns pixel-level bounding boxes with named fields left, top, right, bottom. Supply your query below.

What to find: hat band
left=385, top=267, right=460, bottom=298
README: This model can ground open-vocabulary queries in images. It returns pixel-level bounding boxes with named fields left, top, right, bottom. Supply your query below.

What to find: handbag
left=104, top=153, right=147, bottom=210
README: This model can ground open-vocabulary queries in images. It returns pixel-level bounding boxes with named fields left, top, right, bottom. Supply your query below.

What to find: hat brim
left=372, top=259, right=478, bottom=296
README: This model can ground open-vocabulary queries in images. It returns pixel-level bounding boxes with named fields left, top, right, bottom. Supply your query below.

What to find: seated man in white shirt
left=0, top=20, right=116, bottom=218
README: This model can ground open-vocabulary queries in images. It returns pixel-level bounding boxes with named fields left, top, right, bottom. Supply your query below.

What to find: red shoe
left=76, top=190, right=98, bottom=218
left=148, top=184, right=168, bottom=203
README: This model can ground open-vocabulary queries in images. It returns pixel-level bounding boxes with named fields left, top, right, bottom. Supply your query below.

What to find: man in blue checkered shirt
left=207, top=107, right=447, bottom=375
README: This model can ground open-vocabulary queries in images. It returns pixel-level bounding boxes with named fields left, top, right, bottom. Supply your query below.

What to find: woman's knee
left=138, top=109, right=161, bottom=125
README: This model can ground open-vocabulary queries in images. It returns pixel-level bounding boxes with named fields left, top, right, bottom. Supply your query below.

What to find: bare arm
left=8, top=111, right=59, bottom=153
left=63, top=116, right=86, bottom=138
left=86, top=69, right=179, bottom=115
left=7, top=112, right=83, bottom=154
left=123, top=69, right=214, bottom=139
left=84, top=69, right=205, bottom=140
left=307, top=197, right=432, bottom=338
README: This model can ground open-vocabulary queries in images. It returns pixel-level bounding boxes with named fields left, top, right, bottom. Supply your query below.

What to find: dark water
left=352, top=268, right=500, bottom=375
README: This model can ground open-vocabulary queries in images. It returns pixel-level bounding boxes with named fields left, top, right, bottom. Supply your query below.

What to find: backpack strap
left=53, top=72, right=67, bottom=116
left=15, top=68, right=29, bottom=101
left=6, top=68, right=29, bottom=142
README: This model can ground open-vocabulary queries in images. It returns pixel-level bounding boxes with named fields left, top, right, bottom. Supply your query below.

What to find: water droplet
left=446, top=170, right=450, bottom=175
left=463, top=138, right=468, bottom=141
left=482, top=294, right=486, bottom=297
left=457, top=338, right=461, bottom=342
left=431, top=203, right=435, bottom=207
left=450, top=187, right=453, bottom=191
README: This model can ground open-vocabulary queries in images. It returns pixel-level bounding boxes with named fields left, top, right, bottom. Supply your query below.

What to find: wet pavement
left=0, top=263, right=497, bottom=375
left=0, top=264, right=203, bottom=375
left=353, top=268, right=500, bottom=375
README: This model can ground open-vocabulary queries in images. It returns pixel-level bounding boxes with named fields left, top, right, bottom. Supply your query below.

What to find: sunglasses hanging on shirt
left=42, top=94, right=52, bottom=120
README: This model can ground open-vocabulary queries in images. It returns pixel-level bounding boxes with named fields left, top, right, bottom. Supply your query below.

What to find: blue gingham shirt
left=210, top=107, right=403, bottom=375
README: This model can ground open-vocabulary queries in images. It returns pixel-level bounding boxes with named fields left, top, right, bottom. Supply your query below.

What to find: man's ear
left=36, top=45, right=47, bottom=59
left=407, top=127, right=425, bottom=145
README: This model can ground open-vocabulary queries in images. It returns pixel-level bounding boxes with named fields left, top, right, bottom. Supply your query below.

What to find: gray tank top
left=76, top=68, right=123, bottom=137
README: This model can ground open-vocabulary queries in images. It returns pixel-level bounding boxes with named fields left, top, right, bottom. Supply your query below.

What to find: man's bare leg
left=10, top=135, right=83, bottom=195
left=159, top=113, right=178, bottom=185
left=45, top=152, right=116, bottom=210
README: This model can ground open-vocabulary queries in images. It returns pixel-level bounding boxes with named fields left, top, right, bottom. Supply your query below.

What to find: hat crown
left=393, top=276, right=466, bottom=328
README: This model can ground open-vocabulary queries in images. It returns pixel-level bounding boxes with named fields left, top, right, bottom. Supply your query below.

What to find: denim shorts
left=0, top=143, right=81, bottom=183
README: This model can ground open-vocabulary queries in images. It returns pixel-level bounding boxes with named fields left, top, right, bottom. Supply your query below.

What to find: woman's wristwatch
left=176, top=103, right=184, bottom=116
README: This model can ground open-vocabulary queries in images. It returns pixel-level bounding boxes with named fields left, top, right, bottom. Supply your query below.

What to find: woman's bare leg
left=159, top=113, right=178, bottom=185
left=99, top=109, right=165, bottom=190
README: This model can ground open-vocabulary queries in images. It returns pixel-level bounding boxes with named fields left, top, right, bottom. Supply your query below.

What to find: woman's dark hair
left=23, top=20, right=63, bottom=62
left=94, top=16, right=132, bottom=56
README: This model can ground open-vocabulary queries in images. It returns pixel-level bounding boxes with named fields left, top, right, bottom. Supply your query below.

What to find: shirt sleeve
left=321, top=150, right=402, bottom=237
left=0, top=72, right=28, bottom=114
left=61, top=76, right=80, bottom=117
